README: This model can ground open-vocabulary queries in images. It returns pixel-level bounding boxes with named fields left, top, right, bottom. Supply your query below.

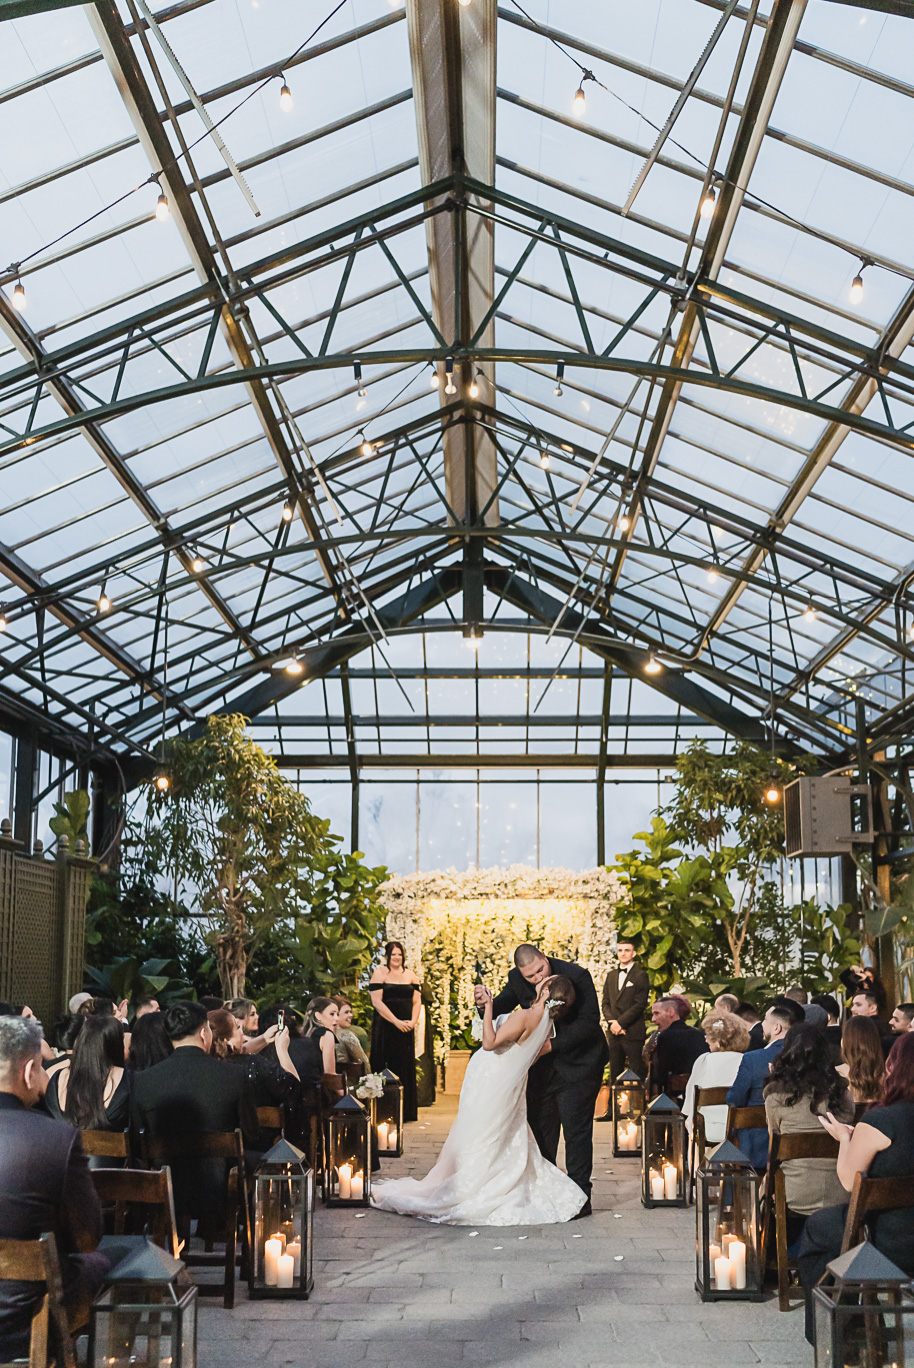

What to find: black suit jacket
left=601, top=963, right=649, bottom=1039
left=132, top=1046, right=259, bottom=1219
left=653, top=1019, right=709, bottom=1092
left=490, top=958, right=609, bottom=1085
left=0, top=1093, right=103, bottom=1349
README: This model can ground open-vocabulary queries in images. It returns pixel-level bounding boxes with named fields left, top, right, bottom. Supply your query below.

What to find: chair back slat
left=769, top=1130, right=839, bottom=1163
left=841, top=1172, right=914, bottom=1252
left=256, top=1106, right=284, bottom=1132
left=90, top=1166, right=180, bottom=1257
left=727, top=1104, right=767, bottom=1133
left=142, top=1128, right=243, bottom=1165
left=694, top=1086, right=731, bottom=1110
left=81, top=1129, right=129, bottom=1159
left=0, top=1233, right=75, bottom=1368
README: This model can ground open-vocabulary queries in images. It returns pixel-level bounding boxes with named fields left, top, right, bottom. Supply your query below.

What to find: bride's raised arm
left=483, top=996, right=545, bottom=1051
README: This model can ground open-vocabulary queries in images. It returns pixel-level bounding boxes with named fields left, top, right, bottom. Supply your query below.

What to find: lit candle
left=264, top=1236, right=282, bottom=1287
left=650, top=1172, right=664, bottom=1201
left=338, top=1164, right=352, bottom=1200
left=351, top=1171, right=364, bottom=1201
left=272, top=1230, right=287, bottom=1252
left=286, top=1240, right=301, bottom=1276
left=619, top=1092, right=629, bottom=1112
left=277, top=1253, right=294, bottom=1289
left=729, top=1239, right=746, bottom=1290
left=709, top=1242, right=722, bottom=1267
left=626, top=1122, right=639, bottom=1150
left=388, top=1127, right=397, bottom=1150
left=663, top=1163, right=677, bottom=1201
left=377, top=1122, right=389, bottom=1151
left=714, top=1255, right=732, bottom=1291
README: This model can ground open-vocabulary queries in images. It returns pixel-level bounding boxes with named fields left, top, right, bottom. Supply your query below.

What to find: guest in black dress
left=45, top=1015, right=131, bottom=1139
left=207, top=1010, right=298, bottom=1105
left=369, top=941, right=420, bottom=1123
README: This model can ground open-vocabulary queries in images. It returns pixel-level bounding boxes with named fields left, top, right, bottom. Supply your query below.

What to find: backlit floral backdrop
left=379, top=866, right=619, bottom=1066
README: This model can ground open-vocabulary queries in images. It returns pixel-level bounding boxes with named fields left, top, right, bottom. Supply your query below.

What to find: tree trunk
left=214, top=900, right=248, bottom=999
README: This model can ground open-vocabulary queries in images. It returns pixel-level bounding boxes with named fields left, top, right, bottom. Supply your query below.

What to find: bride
left=371, top=975, right=587, bottom=1225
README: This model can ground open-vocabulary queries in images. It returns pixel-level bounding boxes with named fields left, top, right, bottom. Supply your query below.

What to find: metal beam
left=244, top=712, right=713, bottom=728
left=270, top=752, right=678, bottom=770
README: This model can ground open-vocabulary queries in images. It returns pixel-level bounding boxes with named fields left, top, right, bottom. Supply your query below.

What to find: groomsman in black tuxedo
left=601, top=938, right=650, bottom=1082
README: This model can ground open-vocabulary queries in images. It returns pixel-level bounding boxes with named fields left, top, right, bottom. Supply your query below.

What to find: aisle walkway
left=199, top=1096, right=810, bottom=1368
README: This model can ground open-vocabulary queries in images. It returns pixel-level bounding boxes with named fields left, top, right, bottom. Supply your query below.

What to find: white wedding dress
left=371, top=1010, right=587, bottom=1225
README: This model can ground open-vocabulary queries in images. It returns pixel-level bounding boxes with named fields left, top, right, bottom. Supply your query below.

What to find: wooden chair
left=765, top=1130, right=839, bottom=1310
left=726, top=1104, right=767, bottom=1151
left=667, top=1072, right=690, bottom=1106
left=256, top=1106, right=285, bottom=1140
left=90, top=1167, right=180, bottom=1258
left=0, top=1233, right=75, bottom=1368
left=298, top=1086, right=325, bottom=1192
left=688, top=1086, right=731, bottom=1199
left=80, top=1130, right=129, bottom=1161
left=840, top=1172, right=914, bottom=1253
left=140, top=1129, right=250, bottom=1309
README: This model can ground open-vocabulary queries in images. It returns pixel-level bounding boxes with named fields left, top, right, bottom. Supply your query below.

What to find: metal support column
left=12, top=734, right=37, bottom=849
left=340, top=663, right=360, bottom=853
left=596, top=663, right=612, bottom=866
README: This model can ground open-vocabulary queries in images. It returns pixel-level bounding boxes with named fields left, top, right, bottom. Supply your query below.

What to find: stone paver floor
left=198, top=1095, right=811, bottom=1368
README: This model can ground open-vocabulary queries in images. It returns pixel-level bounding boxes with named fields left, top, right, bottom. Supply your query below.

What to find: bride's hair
left=542, top=975, right=575, bottom=1021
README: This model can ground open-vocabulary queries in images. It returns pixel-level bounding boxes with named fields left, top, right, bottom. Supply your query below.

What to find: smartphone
left=277, top=1009, right=285, bottom=1031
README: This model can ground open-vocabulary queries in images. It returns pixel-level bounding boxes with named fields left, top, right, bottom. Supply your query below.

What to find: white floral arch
left=379, top=865, right=620, bottom=1065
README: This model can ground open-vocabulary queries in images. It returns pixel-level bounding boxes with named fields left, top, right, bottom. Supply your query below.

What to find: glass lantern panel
left=826, top=1288, right=914, bottom=1368
left=642, top=1114, right=686, bottom=1204
left=695, top=1166, right=761, bottom=1297
left=90, top=1286, right=195, bottom=1368
left=376, top=1082, right=403, bottom=1154
left=327, top=1115, right=371, bottom=1202
left=612, top=1080, right=644, bottom=1155
left=251, top=1171, right=313, bottom=1292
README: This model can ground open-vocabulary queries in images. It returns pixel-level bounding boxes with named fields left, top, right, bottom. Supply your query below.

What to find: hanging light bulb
left=444, top=356, right=457, bottom=394
left=284, top=659, right=304, bottom=675
left=617, top=514, right=630, bottom=532
left=457, top=0, right=472, bottom=7
left=359, top=431, right=373, bottom=457
left=908, top=621, right=914, bottom=639
left=539, top=450, right=550, bottom=470
left=354, top=361, right=366, bottom=397
left=154, top=179, right=169, bottom=220
left=191, top=552, right=205, bottom=573
left=468, top=371, right=481, bottom=400
left=572, top=84, right=587, bottom=119
left=429, top=364, right=440, bottom=389
left=699, top=183, right=717, bottom=219
left=281, top=500, right=294, bottom=522
left=765, top=780, right=781, bottom=804
left=644, top=655, right=662, bottom=675
left=465, top=627, right=482, bottom=648
left=850, top=261, right=870, bottom=304
left=279, top=76, right=293, bottom=112
left=155, top=773, right=171, bottom=793
left=553, top=360, right=565, bottom=397
left=708, top=566, right=719, bottom=583
left=11, top=278, right=26, bottom=312
left=97, top=584, right=111, bottom=614
left=804, top=602, right=816, bottom=621
left=0, top=608, right=7, bottom=632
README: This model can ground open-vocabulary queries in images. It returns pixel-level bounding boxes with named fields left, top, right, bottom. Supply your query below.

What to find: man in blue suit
left=726, top=1002, right=795, bottom=1168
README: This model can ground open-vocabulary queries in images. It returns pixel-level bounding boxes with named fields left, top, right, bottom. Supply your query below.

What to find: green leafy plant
left=85, top=956, right=193, bottom=1008
left=285, top=848, right=388, bottom=997
left=49, top=790, right=90, bottom=847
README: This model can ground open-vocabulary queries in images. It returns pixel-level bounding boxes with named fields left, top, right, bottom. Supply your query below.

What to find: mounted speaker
left=784, top=775, right=873, bottom=859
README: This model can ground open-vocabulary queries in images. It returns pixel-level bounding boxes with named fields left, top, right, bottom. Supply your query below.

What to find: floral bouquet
left=354, top=1072, right=385, bottom=1101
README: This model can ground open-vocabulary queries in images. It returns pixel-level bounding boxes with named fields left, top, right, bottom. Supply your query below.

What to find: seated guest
left=303, top=997, right=342, bottom=1077
left=890, top=1002, right=914, bottom=1036
left=131, top=1002, right=258, bottom=1224
left=798, top=1033, right=914, bottom=1341
left=837, top=1015, right=884, bottom=1105
left=785, top=986, right=808, bottom=1006
left=198, top=996, right=223, bottom=1013
left=258, top=1005, right=323, bottom=1088
left=207, top=1009, right=298, bottom=1104
left=127, top=1011, right=173, bottom=1072
left=332, top=996, right=370, bottom=1073
left=133, top=996, right=159, bottom=1019
left=850, top=988, right=889, bottom=1036
left=45, top=1015, right=131, bottom=1133
left=764, top=1024, right=854, bottom=1243
left=650, top=996, right=708, bottom=1096
left=811, top=993, right=843, bottom=1065
left=224, top=998, right=259, bottom=1036
left=682, top=1009, right=750, bottom=1144
left=734, top=1001, right=762, bottom=1049
left=713, top=993, right=740, bottom=1014
left=727, top=1002, right=794, bottom=1167
left=0, top=1016, right=108, bottom=1360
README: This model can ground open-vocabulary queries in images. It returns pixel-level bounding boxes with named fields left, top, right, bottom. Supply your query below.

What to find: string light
left=553, top=360, right=565, bottom=397
left=428, top=364, right=440, bottom=389
left=539, top=450, right=550, bottom=470
left=700, top=183, right=717, bottom=219
left=359, top=431, right=373, bottom=456
left=0, top=608, right=7, bottom=632
left=457, top=0, right=472, bottom=7
left=155, top=774, right=170, bottom=793
left=571, top=71, right=593, bottom=119
left=284, top=659, right=304, bottom=675
left=11, top=278, right=26, bottom=312
left=765, top=781, right=781, bottom=804
left=354, top=361, right=366, bottom=397
left=444, top=356, right=457, bottom=395
left=617, top=514, right=630, bottom=532
left=804, top=602, right=816, bottom=621
left=279, top=75, right=293, bottom=112
left=468, top=371, right=481, bottom=400
left=465, top=627, right=482, bottom=648
left=281, top=500, right=294, bottom=522
left=191, top=551, right=205, bottom=573
left=154, top=180, right=169, bottom=220
left=850, top=260, right=870, bottom=304
left=644, top=655, right=662, bottom=675
left=97, top=583, right=111, bottom=614
left=708, top=565, right=719, bottom=583
left=908, top=622, right=914, bottom=639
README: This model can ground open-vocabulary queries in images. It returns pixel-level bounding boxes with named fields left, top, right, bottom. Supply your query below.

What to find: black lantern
left=813, top=1242, right=914, bottom=1368
left=324, top=1094, right=371, bottom=1207
left=695, top=1140, right=763, bottom=1301
left=376, top=1069, right=404, bottom=1159
left=611, top=1068, right=645, bottom=1158
left=89, top=1241, right=197, bottom=1368
left=249, top=1138, right=314, bottom=1299
left=641, top=1092, right=687, bottom=1208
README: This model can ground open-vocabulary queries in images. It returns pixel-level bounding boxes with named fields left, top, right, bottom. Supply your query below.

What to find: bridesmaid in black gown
left=369, top=941, right=420, bottom=1123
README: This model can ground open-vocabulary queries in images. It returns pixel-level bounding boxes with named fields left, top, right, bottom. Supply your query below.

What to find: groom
left=475, top=945, right=609, bottom=1214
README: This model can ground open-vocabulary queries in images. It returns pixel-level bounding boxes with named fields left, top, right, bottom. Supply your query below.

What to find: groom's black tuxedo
left=490, top=957, right=609, bottom=1198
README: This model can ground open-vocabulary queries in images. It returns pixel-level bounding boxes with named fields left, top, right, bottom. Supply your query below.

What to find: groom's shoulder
left=550, top=957, right=592, bottom=984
